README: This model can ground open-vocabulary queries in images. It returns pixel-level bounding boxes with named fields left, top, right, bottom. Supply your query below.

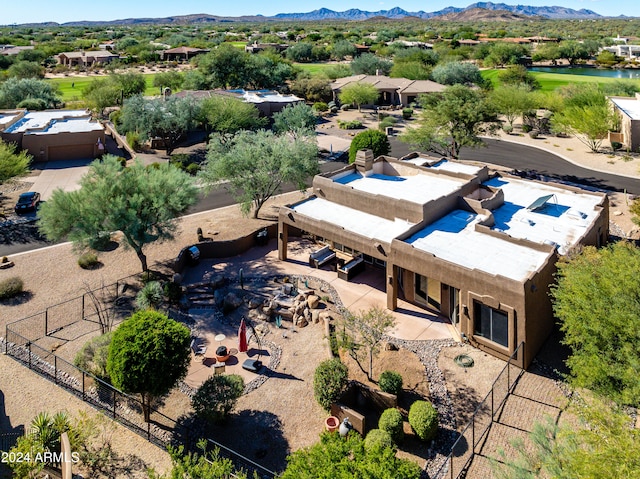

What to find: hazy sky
left=2, top=0, right=636, bottom=25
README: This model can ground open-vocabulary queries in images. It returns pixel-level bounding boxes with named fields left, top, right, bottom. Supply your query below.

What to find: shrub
left=313, top=102, right=328, bottom=112
left=126, top=131, right=142, bottom=152
left=0, top=276, right=23, bottom=299
left=364, top=429, right=394, bottom=452
left=379, top=370, right=403, bottom=395
left=197, top=227, right=204, bottom=242
left=74, top=332, right=113, bottom=380
left=378, top=118, right=395, bottom=132
left=1, top=256, right=8, bottom=263
left=135, top=281, right=164, bottom=310
left=378, top=408, right=404, bottom=443
left=408, top=400, right=438, bottom=442
left=402, top=108, right=413, bottom=120
left=192, top=374, right=244, bottom=423
left=313, top=358, right=348, bottom=410
left=503, top=124, right=513, bottom=134
left=529, top=129, right=539, bottom=139
left=611, top=141, right=623, bottom=151
left=17, top=98, right=47, bottom=110
left=163, top=281, right=183, bottom=304
left=521, top=124, right=532, bottom=133
left=349, top=129, right=391, bottom=163
left=338, top=119, right=363, bottom=130
left=78, top=252, right=99, bottom=269
left=185, top=163, right=200, bottom=176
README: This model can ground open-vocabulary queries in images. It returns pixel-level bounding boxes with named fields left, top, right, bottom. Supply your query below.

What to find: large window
left=474, top=302, right=508, bottom=347
left=415, top=273, right=441, bottom=310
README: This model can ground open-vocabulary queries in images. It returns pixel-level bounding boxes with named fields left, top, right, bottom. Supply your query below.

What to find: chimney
left=355, top=149, right=374, bottom=175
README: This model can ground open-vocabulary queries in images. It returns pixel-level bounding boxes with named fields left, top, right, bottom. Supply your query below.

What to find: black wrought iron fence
left=432, top=341, right=525, bottom=479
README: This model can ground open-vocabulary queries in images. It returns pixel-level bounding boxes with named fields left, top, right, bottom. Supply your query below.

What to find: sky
left=3, top=0, right=638, bottom=25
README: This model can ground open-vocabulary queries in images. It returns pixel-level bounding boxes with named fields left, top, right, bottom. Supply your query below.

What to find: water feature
left=529, top=66, right=640, bottom=79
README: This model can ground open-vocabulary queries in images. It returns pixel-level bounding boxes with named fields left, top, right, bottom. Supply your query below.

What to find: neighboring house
left=331, top=74, right=446, bottom=106
left=159, top=46, right=209, bottom=61
left=609, top=94, right=640, bottom=152
left=600, top=44, right=640, bottom=61
left=244, top=43, right=289, bottom=54
left=0, top=45, right=34, bottom=56
left=172, top=89, right=304, bottom=117
left=278, top=151, right=608, bottom=368
left=57, top=51, right=119, bottom=67
left=0, top=109, right=105, bottom=161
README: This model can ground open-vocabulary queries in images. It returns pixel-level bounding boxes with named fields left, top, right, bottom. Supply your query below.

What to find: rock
left=312, top=309, right=321, bottom=324
left=172, top=273, right=182, bottom=283
left=223, top=292, right=242, bottom=311
left=209, top=275, right=226, bottom=288
left=248, top=296, right=263, bottom=309
left=319, top=311, right=333, bottom=322
left=303, top=307, right=311, bottom=322
left=248, top=308, right=269, bottom=322
left=295, top=315, right=308, bottom=328
left=384, top=342, right=399, bottom=351
left=213, top=289, right=225, bottom=306
left=307, top=295, right=320, bottom=309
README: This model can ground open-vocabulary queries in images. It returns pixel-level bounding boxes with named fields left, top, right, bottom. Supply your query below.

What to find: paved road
left=0, top=160, right=347, bottom=257
left=390, top=137, right=640, bottom=194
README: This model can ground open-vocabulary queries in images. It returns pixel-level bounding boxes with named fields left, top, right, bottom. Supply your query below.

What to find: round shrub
left=364, top=429, right=394, bottom=452
left=529, top=129, right=539, bottom=139
left=78, top=252, right=99, bottom=269
left=74, top=332, right=113, bottom=380
left=349, top=129, right=391, bottom=163
left=379, top=370, right=403, bottom=395
left=313, top=102, right=328, bottom=112
left=378, top=408, right=404, bottom=443
left=408, top=400, right=438, bottom=442
left=135, top=281, right=164, bottom=310
left=402, top=107, right=413, bottom=120
left=313, top=358, right=348, bottom=411
left=0, top=276, right=23, bottom=300
left=611, top=141, right=623, bottom=151
left=192, top=374, right=244, bottom=424
left=502, top=124, right=513, bottom=134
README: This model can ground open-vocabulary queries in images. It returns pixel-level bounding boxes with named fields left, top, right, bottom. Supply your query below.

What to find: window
left=474, top=302, right=508, bottom=347
left=415, top=273, right=441, bottom=310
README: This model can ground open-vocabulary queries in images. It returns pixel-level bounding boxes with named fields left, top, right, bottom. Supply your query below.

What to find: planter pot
left=325, top=416, right=339, bottom=432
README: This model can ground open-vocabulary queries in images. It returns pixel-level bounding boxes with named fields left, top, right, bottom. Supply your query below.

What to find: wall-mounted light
left=287, top=212, right=294, bottom=221
left=279, top=232, right=283, bottom=240
left=388, top=276, right=393, bottom=285
left=463, top=305, right=469, bottom=316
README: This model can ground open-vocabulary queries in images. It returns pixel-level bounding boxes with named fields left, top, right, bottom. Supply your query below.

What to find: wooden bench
left=337, top=255, right=365, bottom=281
left=309, top=245, right=336, bottom=268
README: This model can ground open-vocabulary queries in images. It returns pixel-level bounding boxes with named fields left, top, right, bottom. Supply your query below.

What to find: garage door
left=48, top=144, right=95, bottom=161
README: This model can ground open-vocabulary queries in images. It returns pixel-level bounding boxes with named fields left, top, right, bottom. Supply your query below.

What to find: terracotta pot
left=325, top=416, right=339, bottom=432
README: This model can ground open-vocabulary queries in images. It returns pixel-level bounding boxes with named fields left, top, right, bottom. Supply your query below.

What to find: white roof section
left=0, top=111, right=21, bottom=128
left=484, top=177, right=603, bottom=254
left=4, top=110, right=102, bottom=135
left=333, top=170, right=465, bottom=204
left=406, top=210, right=551, bottom=282
left=610, top=97, right=640, bottom=120
left=292, top=197, right=415, bottom=243
left=242, top=91, right=302, bottom=103
left=430, top=159, right=483, bottom=175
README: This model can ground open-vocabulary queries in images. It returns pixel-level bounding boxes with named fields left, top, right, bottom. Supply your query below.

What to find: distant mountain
left=437, top=7, right=533, bottom=21
left=3, top=3, right=609, bottom=27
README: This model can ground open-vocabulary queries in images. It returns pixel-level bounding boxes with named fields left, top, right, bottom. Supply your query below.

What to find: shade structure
left=238, top=319, right=248, bottom=353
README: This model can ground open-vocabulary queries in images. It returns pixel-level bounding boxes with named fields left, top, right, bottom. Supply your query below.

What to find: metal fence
left=433, top=342, right=525, bottom=479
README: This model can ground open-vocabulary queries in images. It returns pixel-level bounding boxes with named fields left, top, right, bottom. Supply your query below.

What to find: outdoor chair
left=190, top=339, right=207, bottom=361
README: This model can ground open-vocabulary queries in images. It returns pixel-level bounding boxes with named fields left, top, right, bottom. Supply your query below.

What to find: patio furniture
left=242, top=358, right=263, bottom=372
left=190, top=339, right=207, bottom=361
left=337, top=255, right=365, bottom=281
left=309, top=245, right=336, bottom=268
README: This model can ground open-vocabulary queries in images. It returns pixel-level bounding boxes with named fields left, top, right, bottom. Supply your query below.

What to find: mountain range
left=8, top=2, right=613, bottom=27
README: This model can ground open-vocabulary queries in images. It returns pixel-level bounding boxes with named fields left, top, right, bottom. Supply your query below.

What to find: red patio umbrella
left=238, top=318, right=248, bottom=353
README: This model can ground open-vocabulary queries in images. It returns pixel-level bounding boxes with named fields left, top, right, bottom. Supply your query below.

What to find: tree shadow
left=0, top=291, right=34, bottom=306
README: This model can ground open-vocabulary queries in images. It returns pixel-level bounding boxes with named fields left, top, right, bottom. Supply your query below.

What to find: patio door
left=449, top=287, right=460, bottom=330
left=415, top=273, right=441, bottom=311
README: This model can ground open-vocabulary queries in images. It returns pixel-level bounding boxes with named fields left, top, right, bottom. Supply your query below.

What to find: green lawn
left=482, top=69, right=640, bottom=92
left=293, top=63, right=335, bottom=75
left=48, top=73, right=161, bottom=102
left=228, top=41, right=247, bottom=49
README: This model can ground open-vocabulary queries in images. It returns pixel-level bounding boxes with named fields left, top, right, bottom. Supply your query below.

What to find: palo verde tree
left=401, top=84, right=500, bottom=158
left=338, top=82, right=379, bottom=111
left=200, top=129, right=318, bottom=218
left=272, top=102, right=318, bottom=138
left=340, top=306, right=396, bottom=381
left=107, top=310, right=191, bottom=422
left=38, top=156, right=197, bottom=272
left=551, top=241, right=640, bottom=406
left=490, top=84, right=538, bottom=128
left=198, top=94, right=266, bottom=140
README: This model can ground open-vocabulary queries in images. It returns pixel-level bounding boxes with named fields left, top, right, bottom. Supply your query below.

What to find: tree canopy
left=339, top=82, right=379, bottom=111
left=0, top=139, right=31, bottom=183
left=490, top=84, right=537, bottom=128
left=200, top=129, right=318, bottom=218
left=551, top=241, right=640, bottom=406
left=38, top=156, right=198, bottom=272
left=401, top=84, right=500, bottom=158
left=198, top=94, right=266, bottom=139
left=0, top=77, right=60, bottom=109
left=107, top=310, right=191, bottom=422
left=349, top=129, right=391, bottom=163
left=430, top=61, right=484, bottom=87
left=272, top=102, right=318, bottom=137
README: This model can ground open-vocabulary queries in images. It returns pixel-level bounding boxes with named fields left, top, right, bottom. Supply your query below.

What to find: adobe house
left=0, top=109, right=105, bottom=161
left=331, top=74, right=445, bottom=106
left=609, top=94, right=640, bottom=152
left=172, top=89, right=304, bottom=117
left=278, top=151, right=608, bottom=368
left=56, top=51, right=119, bottom=67
left=159, top=46, right=209, bottom=62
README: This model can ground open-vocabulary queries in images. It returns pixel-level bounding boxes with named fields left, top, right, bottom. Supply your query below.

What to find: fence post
left=491, top=389, right=494, bottom=419
left=44, top=309, right=48, bottom=337
left=147, top=420, right=151, bottom=441
left=28, top=342, right=32, bottom=369
left=82, top=294, right=85, bottom=320
left=113, top=389, right=116, bottom=418
left=54, top=355, right=58, bottom=384
left=82, top=372, right=85, bottom=401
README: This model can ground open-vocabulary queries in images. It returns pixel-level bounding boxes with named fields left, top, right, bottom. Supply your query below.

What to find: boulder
left=312, top=309, right=321, bottom=324
left=223, top=292, right=243, bottom=311
left=209, top=275, right=226, bottom=288
left=319, top=311, right=333, bottom=322
left=213, top=289, right=225, bottom=306
left=307, top=295, right=320, bottom=309
left=248, top=296, right=263, bottom=309
left=248, top=308, right=270, bottom=322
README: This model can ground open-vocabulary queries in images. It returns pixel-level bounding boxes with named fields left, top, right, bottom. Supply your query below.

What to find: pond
left=529, top=66, right=640, bottom=79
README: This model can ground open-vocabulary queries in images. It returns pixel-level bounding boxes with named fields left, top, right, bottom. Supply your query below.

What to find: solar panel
left=527, top=194, right=554, bottom=211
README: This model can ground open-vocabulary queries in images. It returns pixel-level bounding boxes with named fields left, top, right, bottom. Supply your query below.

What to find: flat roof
left=610, top=97, right=640, bottom=120
left=430, top=159, right=483, bottom=175
left=485, top=177, right=603, bottom=254
left=4, top=110, right=102, bottom=134
left=406, top=210, right=551, bottom=282
left=0, top=112, right=20, bottom=128
left=332, top=170, right=465, bottom=205
left=292, top=197, right=415, bottom=244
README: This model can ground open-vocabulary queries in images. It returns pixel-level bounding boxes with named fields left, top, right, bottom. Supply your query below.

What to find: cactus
left=239, top=268, right=244, bottom=289
left=197, top=227, right=204, bottom=242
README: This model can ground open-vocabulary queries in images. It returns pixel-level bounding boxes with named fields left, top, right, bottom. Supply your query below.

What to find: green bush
left=611, top=141, right=623, bottom=151
left=313, top=102, right=329, bottom=112
left=78, top=252, right=99, bottom=269
left=17, top=98, right=47, bottom=110
left=163, top=281, right=183, bottom=304
left=74, top=332, right=113, bottom=380
left=402, top=107, right=413, bottom=120
left=349, top=129, right=391, bottom=163
left=379, top=370, right=403, bottom=395
left=529, top=129, right=539, bottom=139
left=313, top=358, right=348, bottom=410
left=126, top=131, right=142, bottom=152
left=378, top=118, right=395, bottom=131
left=192, top=374, right=244, bottom=423
left=185, top=163, right=200, bottom=176
left=338, top=119, right=363, bottom=130
left=521, top=124, right=532, bottom=133
left=408, top=400, right=438, bottom=442
left=0, top=276, right=23, bottom=300
left=364, top=429, right=395, bottom=452
left=503, top=124, right=514, bottom=134
left=378, top=408, right=404, bottom=443
left=135, top=281, right=164, bottom=310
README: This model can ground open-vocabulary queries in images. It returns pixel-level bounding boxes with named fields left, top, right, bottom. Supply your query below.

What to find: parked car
left=14, top=191, right=41, bottom=214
